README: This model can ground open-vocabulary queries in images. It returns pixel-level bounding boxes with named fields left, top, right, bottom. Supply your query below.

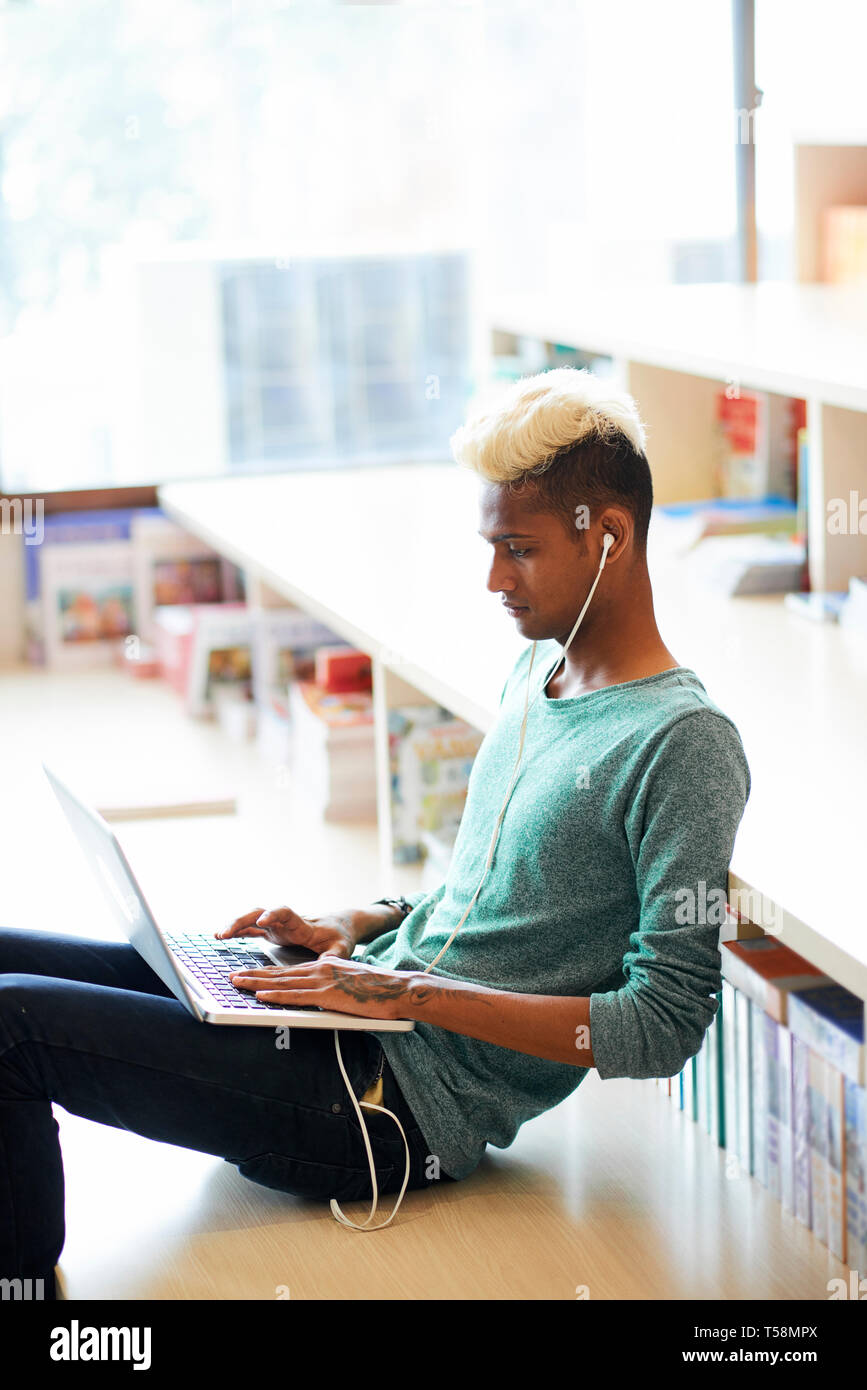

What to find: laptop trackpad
left=268, top=942, right=319, bottom=967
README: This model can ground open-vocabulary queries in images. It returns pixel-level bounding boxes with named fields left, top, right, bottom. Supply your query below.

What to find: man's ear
left=597, top=507, right=631, bottom=561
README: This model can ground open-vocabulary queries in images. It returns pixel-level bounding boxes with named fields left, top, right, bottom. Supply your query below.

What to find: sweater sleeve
left=588, top=709, right=751, bottom=1081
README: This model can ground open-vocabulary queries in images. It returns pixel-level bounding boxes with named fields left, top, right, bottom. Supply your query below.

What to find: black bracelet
left=372, top=896, right=413, bottom=920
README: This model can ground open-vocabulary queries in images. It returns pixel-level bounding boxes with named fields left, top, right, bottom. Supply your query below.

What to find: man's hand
left=216, top=906, right=364, bottom=960
left=227, top=955, right=417, bottom=1021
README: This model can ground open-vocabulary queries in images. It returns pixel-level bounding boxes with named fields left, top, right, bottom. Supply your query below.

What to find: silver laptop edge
left=42, top=762, right=413, bottom=1033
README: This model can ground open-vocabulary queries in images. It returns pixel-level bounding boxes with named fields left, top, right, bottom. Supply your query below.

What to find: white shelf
left=492, top=282, right=867, bottom=413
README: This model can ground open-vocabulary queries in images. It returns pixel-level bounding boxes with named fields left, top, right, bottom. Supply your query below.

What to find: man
left=222, top=365, right=751, bottom=1177
left=0, top=368, right=749, bottom=1289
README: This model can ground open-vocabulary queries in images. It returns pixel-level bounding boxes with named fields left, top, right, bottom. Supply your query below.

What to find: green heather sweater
left=360, top=641, right=751, bottom=1181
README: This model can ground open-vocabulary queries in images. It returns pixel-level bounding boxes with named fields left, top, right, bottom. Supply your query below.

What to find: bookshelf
left=488, top=281, right=867, bottom=595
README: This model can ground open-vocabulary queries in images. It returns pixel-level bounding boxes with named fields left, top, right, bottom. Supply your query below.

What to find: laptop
left=43, top=763, right=414, bottom=1033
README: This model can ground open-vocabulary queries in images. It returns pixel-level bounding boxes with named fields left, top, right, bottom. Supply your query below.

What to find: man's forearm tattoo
left=325, top=967, right=407, bottom=1002
left=323, top=965, right=494, bottom=1010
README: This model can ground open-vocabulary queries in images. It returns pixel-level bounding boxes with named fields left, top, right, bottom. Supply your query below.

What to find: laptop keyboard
left=164, top=932, right=319, bottom=1012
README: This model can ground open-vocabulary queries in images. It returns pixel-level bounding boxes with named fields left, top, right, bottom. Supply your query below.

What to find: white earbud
left=602, top=532, right=615, bottom=553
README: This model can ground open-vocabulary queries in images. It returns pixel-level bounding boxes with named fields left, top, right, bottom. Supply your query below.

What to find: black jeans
left=0, top=927, right=442, bottom=1294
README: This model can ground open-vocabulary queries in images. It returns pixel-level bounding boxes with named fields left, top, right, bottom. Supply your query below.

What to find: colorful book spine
left=765, top=1011, right=782, bottom=1201
left=844, top=1081, right=867, bottom=1277
left=722, top=980, right=739, bottom=1161
left=787, top=984, right=865, bottom=1088
left=683, top=1054, right=697, bottom=1124
left=825, top=1060, right=846, bottom=1262
left=792, top=1034, right=812, bottom=1228
left=736, top=988, right=752, bottom=1175
left=750, top=998, right=768, bottom=1187
left=808, top=1047, right=829, bottom=1247
left=777, top=1023, right=795, bottom=1216
left=707, top=999, right=723, bottom=1145
left=695, top=1031, right=708, bottom=1134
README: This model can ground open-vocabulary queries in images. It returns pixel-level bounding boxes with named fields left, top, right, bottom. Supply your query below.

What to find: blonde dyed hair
left=449, top=367, right=647, bottom=482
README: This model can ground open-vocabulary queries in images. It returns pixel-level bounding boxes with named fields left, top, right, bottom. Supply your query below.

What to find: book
left=808, top=1047, right=829, bottom=1247
left=714, top=390, right=804, bottom=501
left=777, top=1023, right=795, bottom=1216
left=721, top=936, right=832, bottom=1025
left=131, top=510, right=244, bottom=646
left=22, top=506, right=150, bottom=666
left=844, top=1080, right=867, bottom=1277
left=695, top=1029, right=708, bottom=1134
left=784, top=592, right=847, bottom=623
left=183, top=604, right=254, bottom=717
left=787, top=983, right=866, bottom=1087
left=289, top=679, right=376, bottom=822
left=792, top=1034, right=813, bottom=1229
left=765, top=1011, right=782, bottom=1201
left=735, top=988, right=752, bottom=1176
left=388, top=705, right=453, bottom=863
left=750, top=997, right=769, bottom=1188
left=41, top=541, right=136, bottom=671
left=683, top=1054, right=697, bottom=1124
left=685, top=533, right=807, bottom=597
left=392, top=714, right=484, bottom=864
left=249, top=607, right=345, bottom=718
left=825, top=1058, right=847, bottom=1262
left=722, top=980, right=739, bottom=1160
left=655, top=496, right=799, bottom=552
left=314, top=646, right=373, bottom=694
left=152, top=605, right=197, bottom=697
left=707, top=997, right=724, bottom=1144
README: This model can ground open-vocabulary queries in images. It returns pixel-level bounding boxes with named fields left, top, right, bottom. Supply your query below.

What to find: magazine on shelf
left=714, top=390, right=804, bottom=500
left=250, top=608, right=346, bottom=718
left=131, top=510, right=244, bottom=646
left=395, top=716, right=483, bottom=863
left=180, top=603, right=254, bottom=717
left=41, top=541, right=136, bottom=671
left=23, top=507, right=150, bottom=667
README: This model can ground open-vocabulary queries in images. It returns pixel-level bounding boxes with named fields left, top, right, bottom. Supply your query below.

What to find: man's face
left=478, top=482, right=601, bottom=644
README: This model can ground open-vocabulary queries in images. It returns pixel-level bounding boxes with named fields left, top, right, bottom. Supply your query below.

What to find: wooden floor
left=0, top=663, right=849, bottom=1300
